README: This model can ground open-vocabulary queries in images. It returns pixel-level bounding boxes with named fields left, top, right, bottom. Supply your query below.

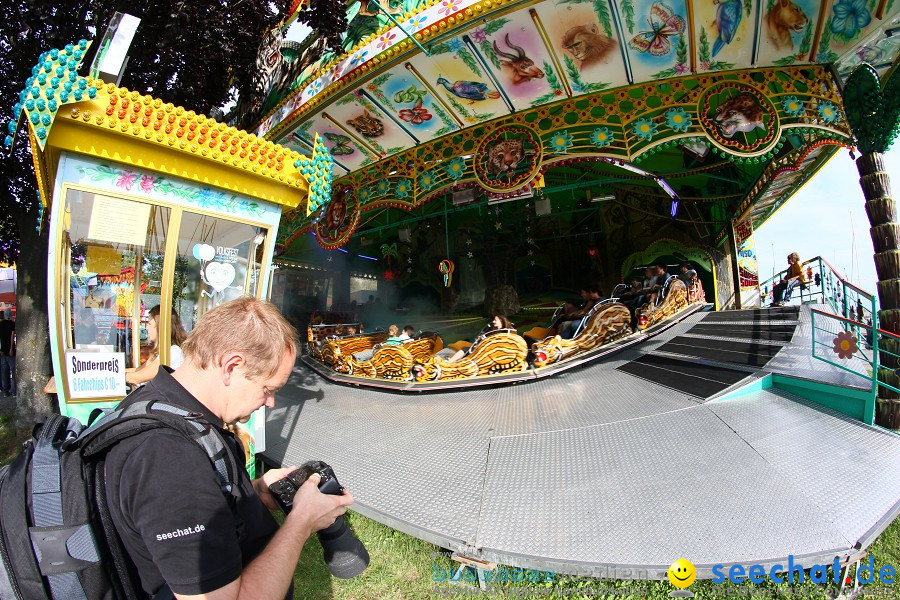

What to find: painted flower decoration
left=817, top=100, right=839, bottom=124
left=471, top=29, right=487, bottom=43
left=139, top=174, right=156, bottom=193
left=445, top=157, right=466, bottom=180
left=197, top=187, right=224, bottom=208
left=376, top=179, right=391, bottom=194
left=832, top=330, right=858, bottom=359
left=439, top=0, right=459, bottom=16
left=831, top=0, right=871, bottom=41
left=310, top=79, right=322, bottom=95
left=407, top=14, right=428, bottom=29
left=116, top=171, right=137, bottom=190
left=632, top=118, right=657, bottom=141
left=398, top=101, right=433, bottom=124
left=448, top=38, right=464, bottom=53
left=394, top=178, right=412, bottom=199
left=781, top=95, right=805, bottom=117
left=674, top=63, right=689, bottom=75
left=377, top=32, right=397, bottom=51
left=357, top=186, right=373, bottom=203
left=419, top=171, right=435, bottom=191
left=591, top=127, right=614, bottom=148
left=349, top=50, right=369, bottom=67
left=549, top=130, right=573, bottom=153
left=665, top=107, right=692, bottom=133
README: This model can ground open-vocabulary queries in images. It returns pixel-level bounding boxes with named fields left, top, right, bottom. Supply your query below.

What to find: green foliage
left=799, top=21, right=813, bottom=55
left=744, top=0, right=752, bottom=16
left=622, top=0, right=636, bottom=33
left=676, top=34, right=688, bottom=65
left=593, top=0, right=614, bottom=37
left=773, top=55, right=798, bottom=66
left=482, top=40, right=500, bottom=68
left=481, top=18, right=509, bottom=35
left=845, top=63, right=900, bottom=153
left=564, top=55, right=608, bottom=93
left=447, top=95, right=472, bottom=118
left=699, top=28, right=711, bottom=62
left=458, top=48, right=483, bottom=77
left=372, top=73, right=393, bottom=87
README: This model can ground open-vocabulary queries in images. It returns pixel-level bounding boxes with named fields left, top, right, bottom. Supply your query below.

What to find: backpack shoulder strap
left=77, top=399, right=239, bottom=496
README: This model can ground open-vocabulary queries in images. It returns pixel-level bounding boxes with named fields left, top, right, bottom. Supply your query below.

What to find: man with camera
left=105, top=297, right=354, bottom=599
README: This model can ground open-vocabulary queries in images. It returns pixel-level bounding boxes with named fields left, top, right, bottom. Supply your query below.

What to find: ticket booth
left=10, top=40, right=326, bottom=475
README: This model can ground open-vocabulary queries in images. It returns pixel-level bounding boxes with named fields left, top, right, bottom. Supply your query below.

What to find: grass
left=290, top=511, right=900, bottom=599
left=1, top=418, right=896, bottom=599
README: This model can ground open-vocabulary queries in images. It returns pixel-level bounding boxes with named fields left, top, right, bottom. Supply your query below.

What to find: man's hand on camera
left=289, top=473, right=355, bottom=536
left=253, top=466, right=298, bottom=511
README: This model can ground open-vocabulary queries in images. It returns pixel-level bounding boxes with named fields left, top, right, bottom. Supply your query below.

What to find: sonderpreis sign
left=65, top=351, right=126, bottom=399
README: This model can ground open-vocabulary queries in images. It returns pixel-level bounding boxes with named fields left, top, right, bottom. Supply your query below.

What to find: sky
left=752, top=147, right=900, bottom=296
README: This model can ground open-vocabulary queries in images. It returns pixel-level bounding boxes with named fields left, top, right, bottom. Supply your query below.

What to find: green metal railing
left=795, top=257, right=884, bottom=425
left=760, top=256, right=876, bottom=327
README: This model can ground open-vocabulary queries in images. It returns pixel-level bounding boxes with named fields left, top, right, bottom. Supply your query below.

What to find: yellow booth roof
left=12, top=40, right=331, bottom=215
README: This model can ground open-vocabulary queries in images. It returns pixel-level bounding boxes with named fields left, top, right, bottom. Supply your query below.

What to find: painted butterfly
left=629, top=2, right=685, bottom=56
left=324, top=132, right=355, bottom=156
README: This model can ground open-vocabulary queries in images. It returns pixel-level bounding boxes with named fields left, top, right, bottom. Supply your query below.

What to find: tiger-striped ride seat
left=412, top=329, right=528, bottom=381
left=320, top=332, right=388, bottom=371
left=637, top=278, right=688, bottom=330
left=531, top=303, right=633, bottom=368
left=338, top=334, right=444, bottom=380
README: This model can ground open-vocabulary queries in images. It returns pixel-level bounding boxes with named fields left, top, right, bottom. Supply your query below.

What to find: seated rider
left=447, top=315, right=511, bottom=362
left=399, top=325, right=415, bottom=341
left=771, top=252, right=809, bottom=306
left=644, top=263, right=671, bottom=306
left=558, top=287, right=602, bottom=340
left=384, top=324, right=404, bottom=345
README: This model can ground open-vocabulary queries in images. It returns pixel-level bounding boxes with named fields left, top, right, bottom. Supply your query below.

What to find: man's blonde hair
left=789, top=252, right=800, bottom=262
left=181, top=297, right=299, bottom=379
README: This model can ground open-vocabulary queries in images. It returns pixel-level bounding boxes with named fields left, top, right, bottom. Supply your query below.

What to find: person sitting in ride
left=447, top=315, right=512, bottom=362
left=558, top=286, right=602, bottom=340
left=771, top=252, right=809, bottom=306
left=680, top=263, right=705, bottom=303
left=385, top=324, right=404, bottom=345
left=344, top=324, right=358, bottom=336
left=617, top=278, right=645, bottom=311
left=644, top=263, right=672, bottom=306
left=399, top=325, right=415, bottom=341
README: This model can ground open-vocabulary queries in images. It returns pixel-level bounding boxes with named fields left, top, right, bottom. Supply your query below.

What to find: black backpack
left=0, top=399, right=240, bottom=599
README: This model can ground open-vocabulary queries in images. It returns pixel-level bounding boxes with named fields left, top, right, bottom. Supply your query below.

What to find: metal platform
left=264, top=305, right=900, bottom=579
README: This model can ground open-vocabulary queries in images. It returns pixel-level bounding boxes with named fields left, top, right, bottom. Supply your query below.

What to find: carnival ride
left=304, top=273, right=703, bottom=388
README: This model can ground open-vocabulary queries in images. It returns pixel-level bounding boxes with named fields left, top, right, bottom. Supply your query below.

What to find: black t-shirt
left=104, top=367, right=281, bottom=597
left=0, top=320, right=14, bottom=355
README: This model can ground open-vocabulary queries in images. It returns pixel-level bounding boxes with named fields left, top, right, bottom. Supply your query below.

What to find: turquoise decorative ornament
left=25, top=99, right=34, bottom=111
left=31, top=86, right=40, bottom=98
left=68, top=72, right=77, bottom=82
left=37, top=73, right=47, bottom=84
left=56, top=66, right=65, bottom=77
left=63, top=81, right=72, bottom=92
left=73, top=89, right=83, bottom=101
left=59, top=91, right=69, bottom=102
left=30, top=112, right=39, bottom=124
left=64, top=43, right=74, bottom=53
left=36, top=99, right=46, bottom=111
left=50, top=77, right=60, bottom=88
left=36, top=126, right=47, bottom=139
left=50, top=48, right=59, bottom=58
left=45, top=88, right=56, bottom=99
left=87, top=87, right=96, bottom=99
left=12, top=103, right=21, bottom=115
left=7, top=121, right=16, bottom=134
left=48, top=99, right=57, bottom=112
left=79, top=39, right=88, bottom=48
left=4, top=136, right=12, bottom=148
left=41, top=114, right=51, bottom=126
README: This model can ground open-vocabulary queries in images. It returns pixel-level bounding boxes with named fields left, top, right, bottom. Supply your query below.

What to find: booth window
left=63, top=189, right=169, bottom=369
left=173, top=211, right=267, bottom=334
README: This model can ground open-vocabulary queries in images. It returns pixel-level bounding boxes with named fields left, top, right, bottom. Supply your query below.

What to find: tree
left=843, top=63, right=900, bottom=429
left=0, top=0, right=297, bottom=423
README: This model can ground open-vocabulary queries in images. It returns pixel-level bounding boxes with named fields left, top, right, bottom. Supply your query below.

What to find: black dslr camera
left=268, top=460, right=369, bottom=578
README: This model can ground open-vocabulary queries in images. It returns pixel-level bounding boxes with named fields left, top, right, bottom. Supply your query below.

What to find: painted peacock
left=436, top=77, right=501, bottom=102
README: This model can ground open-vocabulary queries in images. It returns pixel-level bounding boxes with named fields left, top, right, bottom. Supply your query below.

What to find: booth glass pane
left=63, top=189, right=169, bottom=368
left=173, top=212, right=267, bottom=333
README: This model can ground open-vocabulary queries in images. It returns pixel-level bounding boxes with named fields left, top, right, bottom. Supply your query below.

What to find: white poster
left=65, top=351, right=127, bottom=399
left=87, top=194, right=151, bottom=246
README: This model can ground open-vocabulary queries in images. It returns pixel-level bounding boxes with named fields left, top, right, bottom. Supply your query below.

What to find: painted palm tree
left=843, top=63, right=900, bottom=429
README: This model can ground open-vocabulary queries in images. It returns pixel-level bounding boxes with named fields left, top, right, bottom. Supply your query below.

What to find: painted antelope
left=492, top=34, right=544, bottom=85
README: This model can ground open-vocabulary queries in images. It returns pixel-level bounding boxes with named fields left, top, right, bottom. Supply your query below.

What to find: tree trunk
left=857, top=152, right=900, bottom=429
left=12, top=206, right=55, bottom=426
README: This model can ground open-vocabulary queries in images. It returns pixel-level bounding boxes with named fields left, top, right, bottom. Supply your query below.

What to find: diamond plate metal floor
left=264, top=306, right=900, bottom=579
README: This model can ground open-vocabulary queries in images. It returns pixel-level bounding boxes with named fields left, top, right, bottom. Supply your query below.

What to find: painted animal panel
left=630, top=2, right=686, bottom=56
left=562, top=24, right=617, bottom=70
left=436, top=77, right=501, bottom=102
left=347, top=110, right=385, bottom=138
left=493, top=34, right=545, bottom=84
left=711, top=0, right=742, bottom=57
left=765, top=0, right=808, bottom=50
left=713, top=93, right=766, bottom=137
left=488, top=138, right=525, bottom=177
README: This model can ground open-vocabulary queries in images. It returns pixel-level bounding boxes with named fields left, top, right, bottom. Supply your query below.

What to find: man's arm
left=176, top=474, right=354, bottom=600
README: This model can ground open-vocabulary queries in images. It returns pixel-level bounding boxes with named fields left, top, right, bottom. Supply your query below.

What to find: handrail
left=809, top=308, right=868, bottom=328
left=760, top=255, right=874, bottom=301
